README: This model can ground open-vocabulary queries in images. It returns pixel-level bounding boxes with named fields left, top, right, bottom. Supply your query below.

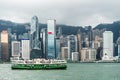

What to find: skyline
left=0, top=15, right=120, bottom=62
left=0, top=0, right=120, bottom=27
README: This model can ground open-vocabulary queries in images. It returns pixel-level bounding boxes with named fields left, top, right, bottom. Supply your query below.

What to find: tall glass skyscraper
left=56, top=38, right=60, bottom=59
left=40, top=28, right=47, bottom=58
left=30, top=16, right=41, bottom=50
left=67, top=35, right=78, bottom=60
left=47, top=19, right=56, bottom=59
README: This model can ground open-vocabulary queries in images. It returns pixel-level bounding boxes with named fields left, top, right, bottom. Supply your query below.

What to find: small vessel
left=11, top=59, right=67, bottom=70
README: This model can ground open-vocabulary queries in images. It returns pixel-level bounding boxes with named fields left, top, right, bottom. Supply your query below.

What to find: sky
left=0, top=0, right=120, bottom=27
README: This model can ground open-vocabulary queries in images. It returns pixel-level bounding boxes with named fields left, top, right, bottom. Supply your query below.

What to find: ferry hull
left=11, top=64, right=67, bottom=70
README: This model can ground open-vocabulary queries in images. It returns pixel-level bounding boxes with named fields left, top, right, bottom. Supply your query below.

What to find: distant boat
left=11, top=59, right=67, bottom=70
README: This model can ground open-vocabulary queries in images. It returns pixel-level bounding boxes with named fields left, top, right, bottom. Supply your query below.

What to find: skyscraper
left=56, top=27, right=62, bottom=38
left=40, top=28, right=47, bottom=58
left=84, top=26, right=93, bottom=47
left=11, top=41, right=20, bottom=57
left=117, top=32, right=120, bottom=59
left=47, top=19, right=56, bottom=59
left=56, top=38, right=60, bottom=59
left=67, top=35, right=78, bottom=60
left=1, top=30, right=9, bottom=61
left=77, top=33, right=82, bottom=55
left=60, top=36, right=68, bottom=47
left=21, top=40, right=30, bottom=60
left=30, top=16, right=41, bottom=50
left=102, top=31, right=113, bottom=60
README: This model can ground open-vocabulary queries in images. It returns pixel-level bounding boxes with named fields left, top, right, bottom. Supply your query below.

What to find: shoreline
left=67, top=60, right=120, bottom=63
left=1, top=60, right=120, bottom=64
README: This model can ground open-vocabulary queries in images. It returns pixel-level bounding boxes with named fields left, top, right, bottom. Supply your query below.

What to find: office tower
left=60, top=36, right=68, bottom=47
left=86, top=48, right=96, bottom=61
left=11, top=41, right=20, bottom=57
left=67, top=35, right=77, bottom=60
left=80, top=48, right=88, bottom=61
left=96, top=47, right=103, bottom=60
left=61, top=47, right=68, bottom=60
left=56, top=27, right=62, bottom=38
left=102, top=31, right=113, bottom=60
left=7, top=28, right=12, bottom=61
left=77, top=33, right=82, bottom=60
left=117, top=34, right=120, bottom=59
left=93, top=36, right=103, bottom=60
left=30, top=16, right=41, bottom=50
left=1, top=30, right=9, bottom=61
left=77, top=33, right=82, bottom=52
left=21, top=40, right=30, bottom=60
left=72, top=52, right=79, bottom=61
left=81, top=32, right=88, bottom=48
left=92, top=36, right=103, bottom=49
left=56, top=38, right=60, bottom=59
left=84, top=26, right=93, bottom=47
left=40, top=28, right=47, bottom=58
left=85, top=35, right=89, bottom=47
left=47, top=19, right=56, bottom=59
left=80, top=48, right=96, bottom=61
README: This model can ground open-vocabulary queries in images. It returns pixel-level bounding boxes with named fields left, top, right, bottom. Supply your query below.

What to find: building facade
left=102, top=31, right=113, bottom=60
left=21, top=40, right=30, bottom=60
left=117, top=37, right=120, bottom=59
left=80, top=48, right=96, bottom=61
left=47, top=19, right=56, bottom=59
left=72, top=52, right=79, bottom=61
left=67, top=35, right=77, bottom=60
left=30, top=16, right=41, bottom=50
left=40, top=28, right=47, bottom=58
left=61, top=47, right=68, bottom=60
left=11, top=41, right=20, bottom=57
left=56, top=38, right=60, bottom=59
left=77, top=33, right=82, bottom=53
left=1, top=30, right=9, bottom=61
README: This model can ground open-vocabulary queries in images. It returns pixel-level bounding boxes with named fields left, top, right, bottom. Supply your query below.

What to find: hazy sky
left=0, top=0, right=120, bottom=27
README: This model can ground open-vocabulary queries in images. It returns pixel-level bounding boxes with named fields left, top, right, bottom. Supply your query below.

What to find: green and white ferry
left=11, top=59, right=67, bottom=70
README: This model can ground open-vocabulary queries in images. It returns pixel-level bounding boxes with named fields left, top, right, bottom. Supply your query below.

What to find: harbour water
left=0, top=63, right=120, bottom=80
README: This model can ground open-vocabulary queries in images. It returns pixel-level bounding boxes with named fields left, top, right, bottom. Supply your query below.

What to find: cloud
left=0, top=0, right=120, bottom=27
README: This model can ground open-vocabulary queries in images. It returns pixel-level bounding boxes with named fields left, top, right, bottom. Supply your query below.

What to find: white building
left=102, top=31, right=113, bottom=60
left=21, top=40, right=30, bottom=60
left=72, top=52, right=79, bottom=61
left=12, top=41, right=20, bottom=57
